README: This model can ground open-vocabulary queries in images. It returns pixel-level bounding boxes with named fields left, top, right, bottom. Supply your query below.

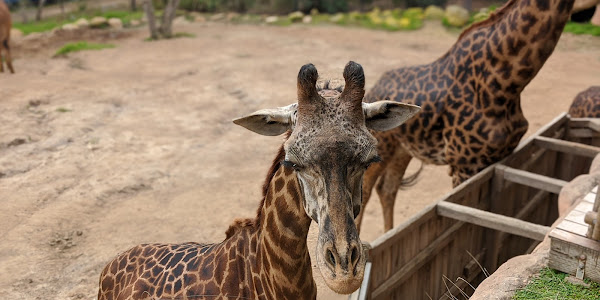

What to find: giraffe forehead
left=287, top=128, right=375, bottom=162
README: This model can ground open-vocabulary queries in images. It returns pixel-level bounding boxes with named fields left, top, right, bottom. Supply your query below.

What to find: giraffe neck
left=458, top=0, right=574, bottom=92
left=253, top=162, right=316, bottom=298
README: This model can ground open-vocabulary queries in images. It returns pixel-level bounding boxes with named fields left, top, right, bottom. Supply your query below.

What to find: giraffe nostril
left=326, top=248, right=336, bottom=268
left=350, top=245, right=359, bottom=266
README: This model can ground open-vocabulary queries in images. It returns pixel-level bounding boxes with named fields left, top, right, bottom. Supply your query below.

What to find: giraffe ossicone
left=97, top=61, right=420, bottom=299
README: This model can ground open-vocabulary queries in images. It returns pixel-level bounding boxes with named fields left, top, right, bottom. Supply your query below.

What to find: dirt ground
left=0, top=21, right=599, bottom=299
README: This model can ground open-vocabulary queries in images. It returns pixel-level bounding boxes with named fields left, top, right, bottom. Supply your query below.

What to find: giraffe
left=569, top=86, right=600, bottom=118
left=0, top=0, right=14, bottom=74
left=97, top=62, right=420, bottom=299
left=356, top=0, right=575, bottom=232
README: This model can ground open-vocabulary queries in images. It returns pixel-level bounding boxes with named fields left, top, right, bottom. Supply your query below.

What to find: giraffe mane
left=224, top=133, right=289, bottom=239
left=457, top=0, right=518, bottom=40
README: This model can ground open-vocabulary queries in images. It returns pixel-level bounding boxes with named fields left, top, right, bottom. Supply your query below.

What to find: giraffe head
left=234, top=62, right=419, bottom=294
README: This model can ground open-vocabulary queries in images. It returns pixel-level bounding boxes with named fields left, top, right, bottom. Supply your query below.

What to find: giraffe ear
left=233, top=103, right=297, bottom=136
left=363, top=101, right=420, bottom=131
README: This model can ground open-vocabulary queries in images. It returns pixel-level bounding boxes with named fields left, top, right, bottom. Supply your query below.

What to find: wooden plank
left=568, top=128, right=600, bottom=139
left=584, top=193, right=596, bottom=204
left=371, top=221, right=465, bottom=300
left=565, top=209, right=586, bottom=225
left=437, top=201, right=550, bottom=241
left=569, top=118, right=600, bottom=132
left=550, top=228, right=600, bottom=252
left=574, top=201, right=594, bottom=213
left=534, top=136, right=600, bottom=158
left=500, top=166, right=567, bottom=194
left=556, top=219, right=589, bottom=237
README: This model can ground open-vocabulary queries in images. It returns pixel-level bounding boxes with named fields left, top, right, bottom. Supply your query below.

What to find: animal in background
left=0, top=0, right=14, bottom=74
left=569, top=86, right=600, bottom=118
left=357, top=0, right=576, bottom=232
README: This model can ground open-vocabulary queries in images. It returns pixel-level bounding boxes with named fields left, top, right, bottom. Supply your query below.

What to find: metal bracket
left=576, top=255, right=587, bottom=280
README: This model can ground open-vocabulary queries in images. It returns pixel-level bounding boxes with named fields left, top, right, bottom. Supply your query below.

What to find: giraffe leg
left=4, top=40, right=14, bottom=74
left=356, top=162, right=384, bottom=233
left=376, top=149, right=413, bottom=232
left=0, top=46, right=4, bottom=73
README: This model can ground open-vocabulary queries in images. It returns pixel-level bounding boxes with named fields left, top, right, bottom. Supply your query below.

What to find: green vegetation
left=13, top=10, right=146, bottom=35
left=56, top=107, right=72, bottom=113
left=54, top=41, right=115, bottom=56
left=513, top=268, right=600, bottom=300
left=13, top=19, right=69, bottom=35
left=564, top=22, right=600, bottom=36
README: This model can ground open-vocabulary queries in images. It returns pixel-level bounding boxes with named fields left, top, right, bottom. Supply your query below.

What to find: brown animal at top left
left=0, top=0, right=14, bottom=74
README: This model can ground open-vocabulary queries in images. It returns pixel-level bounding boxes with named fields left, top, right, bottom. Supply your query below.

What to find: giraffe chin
left=316, top=245, right=366, bottom=295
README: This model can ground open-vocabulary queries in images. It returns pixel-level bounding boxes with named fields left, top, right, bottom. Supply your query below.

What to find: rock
left=424, top=5, right=445, bottom=20
left=108, top=18, right=123, bottom=29
left=89, top=16, right=108, bottom=28
left=61, top=23, right=79, bottom=31
left=194, top=15, right=206, bottom=23
left=74, top=18, right=89, bottom=28
left=302, top=15, right=312, bottom=24
left=10, top=28, right=23, bottom=39
left=210, top=13, right=225, bottom=21
left=288, top=11, right=304, bottom=22
left=130, top=19, right=141, bottom=26
left=471, top=239, right=550, bottom=300
left=265, top=16, right=278, bottom=24
left=444, top=5, right=470, bottom=27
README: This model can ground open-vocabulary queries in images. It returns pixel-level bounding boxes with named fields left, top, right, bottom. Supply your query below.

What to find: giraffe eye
left=282, top=160, right=303, bottom=171
left=364, top=155, right=382, bottom=169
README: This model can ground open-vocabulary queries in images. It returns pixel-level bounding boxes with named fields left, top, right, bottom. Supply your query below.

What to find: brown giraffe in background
left=357, top=0, right=575, bottom=232
left=97, top=62, right=420, bottom=299
left=0, top=0, right=15, bottom=74
left=569, top=86, right=600, bottom=118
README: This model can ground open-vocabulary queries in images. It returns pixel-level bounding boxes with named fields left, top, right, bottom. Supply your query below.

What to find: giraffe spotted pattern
left=569, top=86, right=600, bottom=118
left=358, top=0, right=576, bottom=231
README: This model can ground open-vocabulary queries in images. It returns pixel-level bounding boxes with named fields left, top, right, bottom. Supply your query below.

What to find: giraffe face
left=234, top=62, right=419, bottom=294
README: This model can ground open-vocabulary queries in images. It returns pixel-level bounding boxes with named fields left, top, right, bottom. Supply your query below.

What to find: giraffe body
left=358, top=0, right=575, bottom=231
left=0, top=0, right=14, bottom=74
left=569, top=86, right=600, bottom=118
left=98, top=62, right=420, bottom=299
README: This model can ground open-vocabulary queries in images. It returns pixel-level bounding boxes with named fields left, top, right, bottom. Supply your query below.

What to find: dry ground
left=0, top=21, right=599, bottom=299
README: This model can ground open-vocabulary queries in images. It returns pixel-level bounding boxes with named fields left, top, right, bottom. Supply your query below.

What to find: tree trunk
left=59, top=0, right=65, bottom=18
left=159, top=0, right=180, bottom=38
left=144, top=0, right=159, bottom=39
left=131, top=0, right=137, bottom=11
left=19, top=0, right=29, bottom=24
left=36, top=0, right=47, bottom=21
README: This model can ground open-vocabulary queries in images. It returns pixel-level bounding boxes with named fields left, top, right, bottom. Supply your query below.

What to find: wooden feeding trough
left=350, top=114, right=600, bottom=300
left=549, top=186, right=600, bottom=283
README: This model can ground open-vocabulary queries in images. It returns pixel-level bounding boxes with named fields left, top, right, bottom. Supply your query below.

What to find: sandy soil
left=0, top=21, right=599, bottom=299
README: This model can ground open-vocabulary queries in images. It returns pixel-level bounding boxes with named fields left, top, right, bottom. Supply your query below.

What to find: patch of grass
left=13, top=19, right=67, bottom=35
left=56, top=107, right=72, bottom=113
left=513, top=268, right=600, bottom=300
left=564, top=22, right=600, bottom=36
left=173, top=32, right=196, bottom=38
left=54, top=41, right=115, bottom=57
